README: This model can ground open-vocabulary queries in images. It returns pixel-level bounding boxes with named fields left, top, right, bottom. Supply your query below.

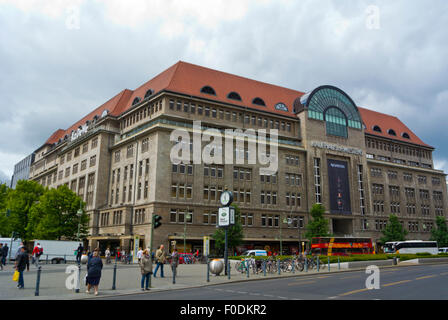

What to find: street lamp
left=183, top=211, right=191, bottom=253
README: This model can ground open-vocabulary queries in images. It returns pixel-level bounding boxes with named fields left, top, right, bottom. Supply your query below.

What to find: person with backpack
left=32, top=243, right=43, bottom=267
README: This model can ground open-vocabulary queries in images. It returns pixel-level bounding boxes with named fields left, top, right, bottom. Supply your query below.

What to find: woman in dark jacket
left=86, top=249, right=103, bottom=296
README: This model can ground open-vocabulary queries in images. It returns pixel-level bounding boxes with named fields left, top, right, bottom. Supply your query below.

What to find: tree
left=6, top=180, right=45, bottom=242
left=28, top=185, right=89, bottom=241
left=212, top=204, right=244, bottom=255
left=0, top=183, right=11, bottom=237
left=430, top=216, right=448, bottom=247
left=380, top=214, right=408, bottom=244
left=304, top=203, right=330, bottom=241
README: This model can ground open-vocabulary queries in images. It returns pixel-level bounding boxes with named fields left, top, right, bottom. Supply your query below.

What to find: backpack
left=37, top=248, right=43, bottom=257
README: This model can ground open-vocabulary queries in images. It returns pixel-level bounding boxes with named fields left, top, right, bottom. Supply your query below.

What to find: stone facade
left=27, top=64, right=447, bottom=256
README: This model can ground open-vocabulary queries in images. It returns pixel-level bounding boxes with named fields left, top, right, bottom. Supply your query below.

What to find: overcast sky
left=1, top=0, right=448, bottom=184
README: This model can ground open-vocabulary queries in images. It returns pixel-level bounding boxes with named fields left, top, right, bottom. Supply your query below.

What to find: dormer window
left=227, top=92, right=242, bottom=101
left=252, top=97, right=266, bottom=106
left=373, top=125, right=382, bottom=133
left=132, top=97, right=141, bottom=106
left=144, top=89, right=154, bottom=99
left=402, top=132, right=410, bottom=139
left=200, top=86, right=216, bottom=95
left=388, top=129, right=397, bottom=136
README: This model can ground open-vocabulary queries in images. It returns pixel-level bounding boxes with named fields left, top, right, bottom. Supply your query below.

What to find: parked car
left=241, top=250, right=267, bottom=257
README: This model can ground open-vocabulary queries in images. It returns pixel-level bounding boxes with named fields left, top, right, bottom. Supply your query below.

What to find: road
left=94, top=264, right=448, bottom=300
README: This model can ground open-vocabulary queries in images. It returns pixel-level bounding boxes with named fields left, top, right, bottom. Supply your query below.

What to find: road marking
left=338, top=288, right=369, bottom=297
left=249, top=293, right=261, bottom=296
left=287, top=281, right=316, bottom=286
left=328, top=296, right=339, bottom=299
left=440, top=272, right=448, bottom=276
left=382, top=280, right=412, bottom=287
left=415, top=275, right=437, bottom=280
left=237, top=291, right=247, bottom=294
left=277, top=296, right=288, bottom=299
left=263, top=294, right=274, bottom=298
left=316, top=276, right=330, bottom=279
left=340, top=275, right=361, bottom=279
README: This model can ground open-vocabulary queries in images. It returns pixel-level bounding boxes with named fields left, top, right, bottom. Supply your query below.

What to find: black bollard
left=112, top=260, right=117, bottom=290
left=172, top=264, right=176, bottom=284
left=228, top=260, right=231, bottom=280
left=35, top=266, right=42, bottom=296
left=263, top=260, right=266, bottom=277
left=206, top=258, right=210, bottom=282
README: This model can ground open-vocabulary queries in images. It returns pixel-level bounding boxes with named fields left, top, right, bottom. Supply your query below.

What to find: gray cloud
left=1, top=0, right=448, bottom=176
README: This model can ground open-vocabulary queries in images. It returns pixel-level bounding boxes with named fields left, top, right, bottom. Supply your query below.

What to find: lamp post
left=77, top=204, right=83, bottom=242
left=183, top=211, right=191, bottom=253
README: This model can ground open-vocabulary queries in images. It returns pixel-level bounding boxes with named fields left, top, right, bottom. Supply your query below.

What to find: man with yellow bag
left=14, top=247, right=29, bottom=289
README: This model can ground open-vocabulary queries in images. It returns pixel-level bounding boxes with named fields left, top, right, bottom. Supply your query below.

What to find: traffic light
left=153, top=215, right=162, bottom=229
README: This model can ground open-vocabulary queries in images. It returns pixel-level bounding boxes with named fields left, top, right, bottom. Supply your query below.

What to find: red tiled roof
left=124, top=61, right=305, bottom=118
left=43, top=61, right=430, bottom=149
left=358, top=107, right=432, bottom=148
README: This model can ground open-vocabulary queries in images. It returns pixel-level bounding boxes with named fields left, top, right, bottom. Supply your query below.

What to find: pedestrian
left=15, top=242, right=24, bottom=259
left=15, top=247, right=29, bottom=289
left=105, top=247, right=111, bottom=264
left=0, top=244, right=3, bottom=270
left=170, top=247, right=179, bottom=278
left=139, top=249, right=152, bottom=291
left=137, top=247, right=143, bottom=263
left=76, top=243, right=84, bottom=264
left=153, top=245, right=166, bottom=278
left=2, top=243, right=8, bottom=266
left=32, top=243, right=43, bottom=267
left=86, top=249, right=103, bottom=296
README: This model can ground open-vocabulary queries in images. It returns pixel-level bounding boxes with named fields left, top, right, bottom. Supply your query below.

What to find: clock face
left=220, top=191, right=232, bottom=206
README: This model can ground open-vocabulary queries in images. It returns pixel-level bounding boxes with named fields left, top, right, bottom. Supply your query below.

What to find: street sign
left=218, top=207, right=235, bottom=227
left=203, top=236, right=210, bottom=257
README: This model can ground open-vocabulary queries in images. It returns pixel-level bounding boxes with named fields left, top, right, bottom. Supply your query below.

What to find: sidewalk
left=0, top=258, right=443, bottom=300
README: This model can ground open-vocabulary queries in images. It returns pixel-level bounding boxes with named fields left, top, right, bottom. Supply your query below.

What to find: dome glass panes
left=306, top=87, right=362, bottom=130
left=325, top=107, right=348, bottom=138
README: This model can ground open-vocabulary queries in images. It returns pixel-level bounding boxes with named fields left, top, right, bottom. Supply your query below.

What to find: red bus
left=311, top=237, right=374, bottom=256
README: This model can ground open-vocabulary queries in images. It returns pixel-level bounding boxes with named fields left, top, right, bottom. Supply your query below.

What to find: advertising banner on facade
left=327, top=159, right=352, bottom=215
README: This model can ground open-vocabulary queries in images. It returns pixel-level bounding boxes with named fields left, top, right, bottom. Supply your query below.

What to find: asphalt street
left=94, top=264, right=448, bottom=300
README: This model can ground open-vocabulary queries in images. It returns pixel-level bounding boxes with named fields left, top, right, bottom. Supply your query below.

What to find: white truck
left=0, top=237, right=23, bottom=261
left=30, top=240, right=81, bottom=264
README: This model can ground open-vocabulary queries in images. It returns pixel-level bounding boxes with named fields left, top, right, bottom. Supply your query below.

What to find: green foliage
left=304, top=203, right=330, bottom=241
left=28, top=185, right=89, bottom=240
left=379, top=214, right=408, bottom=244
left=5, top=180, right=45, bottom=241
left=430, top=216, right=448, bottom=247
left=0, top=183, right=11, bottom=237
left=212, top=204, right=244, bottom=254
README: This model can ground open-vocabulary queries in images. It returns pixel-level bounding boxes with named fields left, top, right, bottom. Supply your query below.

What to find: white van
left=242, top=250, right=267, bottom=257
left=439, top=247, right=448, bottom=254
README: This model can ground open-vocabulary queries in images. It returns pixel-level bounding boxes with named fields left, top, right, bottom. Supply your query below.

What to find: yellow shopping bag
left=12, top=270, right=19, bottom=282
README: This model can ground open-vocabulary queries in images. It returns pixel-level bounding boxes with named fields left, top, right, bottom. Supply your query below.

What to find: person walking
left=76, top=243, right=84, bottom=264
left=139, top=249, right=152, bottom=290
left=15, top=242, right=24, bottom=260
left=137, top=247, right=143, bottom=263
left=32, top=243, right=43, bottom=267
left=2, top=243, right=8, bottom=266
left=153, top=245, right=166, bottom=278
left=15, top=247, right=29, bottom=289
left=170, top=247, right=179, bottom=279
left=0, top=244, right=3, bottom=270
left=105, top=247, right=111, bottom=264
left=86, top=249, right=103, bottom=296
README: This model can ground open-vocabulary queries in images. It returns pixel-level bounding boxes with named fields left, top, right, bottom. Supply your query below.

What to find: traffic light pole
left=224, top=227, right=228, bottom=276
left=149, top=214, right=154, bottom=288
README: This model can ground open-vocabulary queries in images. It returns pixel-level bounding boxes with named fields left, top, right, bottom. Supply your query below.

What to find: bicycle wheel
left=296, top=260, right=304, bottom=272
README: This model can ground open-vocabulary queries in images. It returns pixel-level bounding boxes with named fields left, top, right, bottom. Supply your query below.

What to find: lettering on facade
left=311, top=141, right=363, bottom=156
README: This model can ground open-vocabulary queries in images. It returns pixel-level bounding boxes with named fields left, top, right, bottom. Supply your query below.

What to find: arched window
left=325, top=107, right=348, bottom=138
left=132, top=97, right=141, bottom=106
left=388, top=129, right=397, bottom=136
left=144, top=89, right=154, bottom=99
left=275, top=103, right=288, bottom=111
left=200, top=86, right=216, bottom=95
left=373, top=125, right=382, bottom=133
left=402, top=132, right=410, bottom=139
left=252, top=97, right=266, bottom=106
left=227, top=91, right=242, bottom=101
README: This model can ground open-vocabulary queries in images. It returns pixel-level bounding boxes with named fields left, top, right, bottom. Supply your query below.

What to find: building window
left=314, top=158, right=322, bottom=203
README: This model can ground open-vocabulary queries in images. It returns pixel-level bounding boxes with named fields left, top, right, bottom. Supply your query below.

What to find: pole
left=263, top=259, right=266, bottom=276
left=206, top=258, right=210, bottom=282
left=228, top=260, right=231, bottom=280
left=338, top=257, right=340, bottom=270
left=224, top=227, right=228, bottom=276
left=35, top=266, right=42, bottom=296
left=328, top=256, right=330, bottom=272
left=75, top=263, right=81, bottom=293
left=112, top=257, right=117, bottom=290
left=148, top=214, right=155, bottom=288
